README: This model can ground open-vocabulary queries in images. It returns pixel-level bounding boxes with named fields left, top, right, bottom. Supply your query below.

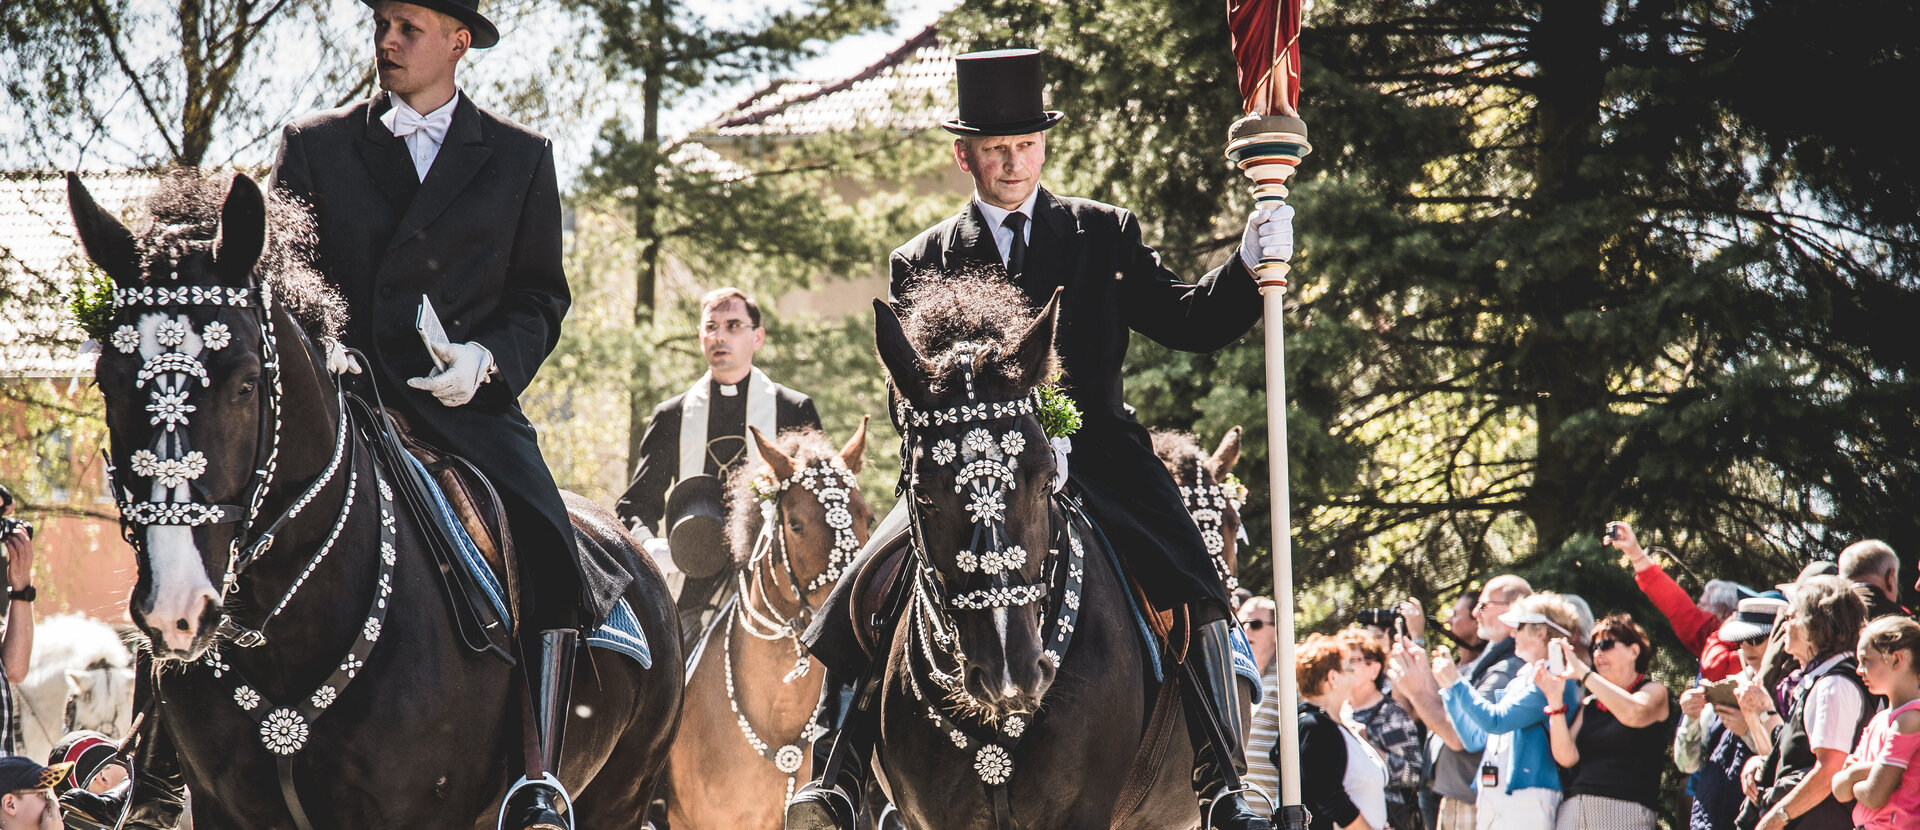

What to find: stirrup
left=498, top=773, right=575, bottom=830
left=1204, top=782, right=1275, bottom=830
left=784, top=778, right=858, bottom=830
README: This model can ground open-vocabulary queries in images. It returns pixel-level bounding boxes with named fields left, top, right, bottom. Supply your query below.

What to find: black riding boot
left=1185, top=619, right=1272, bottom=830
left=507, top=629, right=580, bottom=830
left=784, top=666, right=872, bottom=830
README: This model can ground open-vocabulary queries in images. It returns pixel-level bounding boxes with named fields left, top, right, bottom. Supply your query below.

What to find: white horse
left=13, top=614, right=135, bottom=761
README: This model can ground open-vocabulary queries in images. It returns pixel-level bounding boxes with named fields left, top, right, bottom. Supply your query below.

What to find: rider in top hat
left=261, top=2, right=607, bottom=828
left=785, top=48, right=1291, bottom=830
left=616, top=287, right=822, bottom=646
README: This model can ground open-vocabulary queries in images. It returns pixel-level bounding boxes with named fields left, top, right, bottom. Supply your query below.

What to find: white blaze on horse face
left=138, top=312, right=220, bottom=652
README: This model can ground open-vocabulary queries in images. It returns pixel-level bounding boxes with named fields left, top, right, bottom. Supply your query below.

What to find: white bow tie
left=385, top=104, right=451, bottom=146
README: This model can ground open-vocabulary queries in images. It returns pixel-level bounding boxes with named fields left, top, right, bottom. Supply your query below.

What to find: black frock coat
left=269, top=92, right=630, bottom=626
left=613, top=383, right=822, bottom=536
left=888, top=187, right=1262, bottom=617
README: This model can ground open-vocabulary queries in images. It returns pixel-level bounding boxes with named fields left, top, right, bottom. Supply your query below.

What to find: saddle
left=344, top=395, right=518, bottom=664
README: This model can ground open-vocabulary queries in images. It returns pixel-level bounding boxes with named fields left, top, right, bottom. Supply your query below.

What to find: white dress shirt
left=972, top=188, right=1041, bottom=268
left=380, top=92, right=458, bottom=181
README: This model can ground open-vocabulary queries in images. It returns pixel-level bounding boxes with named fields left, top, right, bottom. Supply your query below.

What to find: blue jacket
left=1441, top=670, right=1581, bottom=794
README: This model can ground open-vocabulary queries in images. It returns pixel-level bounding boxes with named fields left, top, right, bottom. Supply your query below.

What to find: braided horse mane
left=893, top=271, right=1059, bottom=400
left=725, top=428, right=844, bottom=566
left=123, top=168, right=345, bottom=342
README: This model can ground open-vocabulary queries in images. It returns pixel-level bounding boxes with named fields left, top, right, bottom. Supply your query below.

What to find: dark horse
left=1151, top=427, right=1245, bottom=595
left=667, top=423, right=874, bottom=830
left=69, top=170, right=681, bottom=829
left=869, top=278, right=1196, bottom=829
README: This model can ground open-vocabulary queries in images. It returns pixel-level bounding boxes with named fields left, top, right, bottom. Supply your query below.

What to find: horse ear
left=66, top=669, right=94, bottom=695
left=838, top=415, right=870, bottom=474
left=215, top=173, right=267, bottom=287
left=1211, top=426, right=1242, bottom=476
left=1012, top=287, right=1061, bottom=390
left=749, top=426, right=795, bottom=483
left=873, top=298, right=930, bottom=404
left=66, top=172, right=142, bottom=287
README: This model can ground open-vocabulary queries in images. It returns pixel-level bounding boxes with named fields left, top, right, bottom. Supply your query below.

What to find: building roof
left=0, top=170, right=157, bottom=377
left=699, top=23, right=953, bottom=141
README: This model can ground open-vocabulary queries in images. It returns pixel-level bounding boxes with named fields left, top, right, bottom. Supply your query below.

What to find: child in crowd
left=1832, top=615, right=1920, bottom=829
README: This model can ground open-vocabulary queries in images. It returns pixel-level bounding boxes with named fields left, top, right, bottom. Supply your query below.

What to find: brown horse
left=666, top=422, right=874, bottom=830
left=1151, top=427, right=1246, bottom=593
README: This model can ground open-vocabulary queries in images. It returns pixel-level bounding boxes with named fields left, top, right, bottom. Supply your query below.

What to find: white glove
left=1237, top=203, right=1296, bottom=269
left=406, top=340, right=494, bottom=406
left=642, top=536, right=671, bottom=561
left=324, top=338, right=363, bottom=376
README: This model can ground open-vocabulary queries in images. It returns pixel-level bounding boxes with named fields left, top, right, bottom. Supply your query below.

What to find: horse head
left=70, top=170, right=341, bottom=660
left=875, top=277, right=1061, bottom=718
left=731, top=420, right=875, bottom=622
left=1153, top=426, right=1246, bottom=593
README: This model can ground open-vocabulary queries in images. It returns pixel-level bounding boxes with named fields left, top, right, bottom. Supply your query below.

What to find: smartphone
left=1394, top=613, right=1411, bottom=642
left=1604, top=523, right=1619, bottom=543
left=1704, top=678, right=1740, bottom=709
left=1548, top=639, right=1567, bottom=676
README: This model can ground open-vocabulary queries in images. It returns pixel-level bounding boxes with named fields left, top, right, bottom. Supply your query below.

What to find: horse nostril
left=175, top=619, right=192, bottom=632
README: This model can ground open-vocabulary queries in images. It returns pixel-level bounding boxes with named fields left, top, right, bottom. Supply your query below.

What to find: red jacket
left=1635, top=563, right=1743, bottom=681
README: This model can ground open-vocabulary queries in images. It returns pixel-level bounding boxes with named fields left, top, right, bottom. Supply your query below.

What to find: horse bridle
left=103, top=253, right=350, bottom=649
left=890, top=343, right=1088, bottom=805
left=1179, top=468, right=1242, bottom=593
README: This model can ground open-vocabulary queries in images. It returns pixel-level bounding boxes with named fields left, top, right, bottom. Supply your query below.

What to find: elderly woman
left=1676, top=597, right=1785, bottom=830
left=1339, top=628, right=1427, bottom=829
left=1287, top=632, right=1389, bottom=830
left=1427, top=592, right=1585, bottom=830
left=1538, top=614, right=1675, bottom=829
left=1737, top=575, right=1869, bottom=830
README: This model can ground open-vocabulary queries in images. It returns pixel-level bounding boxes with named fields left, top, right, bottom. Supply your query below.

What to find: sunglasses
left=1591, top=638, right=1620, bottom=652
left=1241, top=618, right=1275, bottom=631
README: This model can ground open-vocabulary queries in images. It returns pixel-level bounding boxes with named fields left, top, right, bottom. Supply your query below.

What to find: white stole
left=677, top=366, right=781, bottom=481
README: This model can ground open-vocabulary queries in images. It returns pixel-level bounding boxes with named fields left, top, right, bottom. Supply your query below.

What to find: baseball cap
left=48, top=730, right=123, bottom=794
left=1775, top=560, right=1838, bottom=595
left=0, top=755, right=73, bottom=794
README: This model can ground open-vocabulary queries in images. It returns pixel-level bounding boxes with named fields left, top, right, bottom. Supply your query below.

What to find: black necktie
left=1003, top=212, right=1028, bottom=278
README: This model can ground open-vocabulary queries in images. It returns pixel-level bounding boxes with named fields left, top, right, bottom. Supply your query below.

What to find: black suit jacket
left=614, top=383, right=822, bottom=536
left=270, top=92, right=629, bottom=623
left=889, top=189, right=1260, bottom=613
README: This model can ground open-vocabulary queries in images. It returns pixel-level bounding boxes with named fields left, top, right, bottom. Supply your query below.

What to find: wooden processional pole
left=1224, top=0, right=1310, bottom=826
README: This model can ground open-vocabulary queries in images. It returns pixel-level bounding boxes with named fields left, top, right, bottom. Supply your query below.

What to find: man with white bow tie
left=267, top=2, right=621, bottom=828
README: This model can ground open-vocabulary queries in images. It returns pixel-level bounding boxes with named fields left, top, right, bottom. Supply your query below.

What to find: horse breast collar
left=893, top=343, right=1088, bottom=793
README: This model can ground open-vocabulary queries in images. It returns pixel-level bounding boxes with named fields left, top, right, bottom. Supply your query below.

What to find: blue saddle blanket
left=407, top=455, right=651, bottom=669
left=1075, top=501, right=1261, bottom=705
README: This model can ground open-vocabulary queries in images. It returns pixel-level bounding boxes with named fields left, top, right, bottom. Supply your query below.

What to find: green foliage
left=1036, top=382, right=1081, bottom=439
left=959, top=0, right=1920, bottom=653
left=67, top=269, right=113, bottom=341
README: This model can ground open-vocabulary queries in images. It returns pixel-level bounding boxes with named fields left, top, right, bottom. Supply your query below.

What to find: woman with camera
left=1340, top=628, right=1429, bottom=829
left=1428, top=592, right=1585, bottom=829
left=0, top=483, right=39, bottom=757
left=1537, top=614, right=1676, bottom=829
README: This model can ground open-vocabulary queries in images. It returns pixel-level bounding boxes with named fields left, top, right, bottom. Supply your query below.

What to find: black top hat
left=942, top=49, right=1063, bottom=137
left=665, top=474, right=729, bottom=580
left=360, top=0, right=500, bottom=49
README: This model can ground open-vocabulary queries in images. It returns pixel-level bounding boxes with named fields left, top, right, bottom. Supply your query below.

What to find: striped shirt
left=1246, top=659, right=1281, bottom=801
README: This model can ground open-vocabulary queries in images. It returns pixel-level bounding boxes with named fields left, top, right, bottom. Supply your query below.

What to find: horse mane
left=896, top=271, right=1057, bottom=399
left=134, top=168, right=345, bottom=342
left=725, top=428, right=845, bottom=566
left=1149, top=430, right=1210, bottom=489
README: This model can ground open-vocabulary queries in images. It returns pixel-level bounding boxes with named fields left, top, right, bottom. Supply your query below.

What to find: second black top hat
left=942, top=48, right=1064, bottom=137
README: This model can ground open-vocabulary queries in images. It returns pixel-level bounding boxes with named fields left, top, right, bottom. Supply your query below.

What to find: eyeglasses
left=702, top=320, right=758, bottom=334
left=1240, top=618, right=1275, bottom=631
left=1591, top=638, right=1620, bottom=652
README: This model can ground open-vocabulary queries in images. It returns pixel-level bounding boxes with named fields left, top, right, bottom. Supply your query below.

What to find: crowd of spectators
left=1237, top=525, right=1920, bottom=830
